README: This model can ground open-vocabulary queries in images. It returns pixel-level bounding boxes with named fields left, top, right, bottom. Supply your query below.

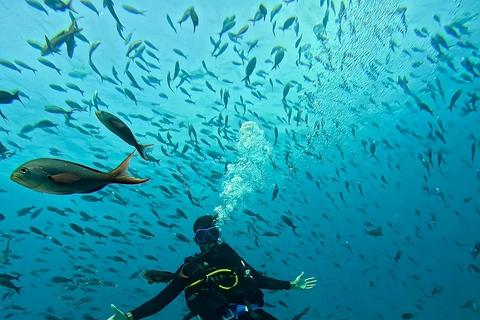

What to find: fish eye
left=19, top=167, right=29, bottom=174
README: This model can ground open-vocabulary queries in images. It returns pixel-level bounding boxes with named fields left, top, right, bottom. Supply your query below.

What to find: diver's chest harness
left=183, top=250, right=262, bottom=320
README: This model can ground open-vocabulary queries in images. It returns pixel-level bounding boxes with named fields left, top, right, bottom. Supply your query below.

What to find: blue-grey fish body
left=0, top=90, right=21, bottom=105
left=44, top=0, right=77, bottom=13
left=95, top=111, right=153, bottom=161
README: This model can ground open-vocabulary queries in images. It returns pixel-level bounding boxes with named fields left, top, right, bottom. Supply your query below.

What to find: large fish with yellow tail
left=10, top=151, right=149, bottom=195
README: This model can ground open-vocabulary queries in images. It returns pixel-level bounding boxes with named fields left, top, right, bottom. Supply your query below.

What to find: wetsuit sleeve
left=129, top=276, right=191, bottom=320
left=223, top=243, right=291, bottom=290
left=249, top=266, right=291, bottom=290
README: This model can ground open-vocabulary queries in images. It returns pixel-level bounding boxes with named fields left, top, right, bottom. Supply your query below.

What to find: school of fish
left=0, top=0, right=479, bottom=319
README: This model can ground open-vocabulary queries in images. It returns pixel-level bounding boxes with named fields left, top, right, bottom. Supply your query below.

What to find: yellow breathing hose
left=187, top=269, right=239, bottom=290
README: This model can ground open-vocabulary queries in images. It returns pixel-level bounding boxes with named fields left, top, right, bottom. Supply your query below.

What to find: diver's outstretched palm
left=292, top=271, right=317, bottom=290
left=107, top=304, right=127, bottom=320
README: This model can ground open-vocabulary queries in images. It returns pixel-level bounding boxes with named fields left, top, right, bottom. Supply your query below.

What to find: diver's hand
left=107, top=304, right=128, bottom=320
left=290, top=271, right=317, bottom=290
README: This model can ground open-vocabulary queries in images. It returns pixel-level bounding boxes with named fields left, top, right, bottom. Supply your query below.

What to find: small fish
left=365, top=226, right=383, bottom=237
left=472, top=241, right=480, bottom=260
left=417, top=101, right=434, bottom=115
left=88, top=41, right=101, bottom=61
left=122, top=4, right=146, bottom=15
left=10, top=151, right=149, bottom=195
left=271, top=47, right=285, bottom=70
left=42, top=20, right=83, bottom=58
left=37, top=57, right=61, bottom=75
left=446, top=89, right=463, bottom=112
left=43, top=0, right=77, bottom=13
left=175, top=233, right=192, bottom=244
left=25, top=0, right=49, bottom=15
left=166, top=14, right=177, bottom=33
left=172, top=61, right=180, bottom=81
left=0, top=59, right=22, bottom=73
left=190, top=7, right=199, bottom=33
left=270, top=4, right=282, bottom=22
left=272, top=183, right=279, bottom=201
left=79, top=0, right=99, bottom=15
left=218, top=19, right=236, bottom=38
left=282, top=83, right=293, bottom=102
left=14, top=60, right=37, bottom=74
left=437, top=148, right=444, bottom=168
left=0, top=90, right=22, bottom=106
left=178, top=6, right=193, bottom=25
left=401, top=313, right=416, bottom=319
left=166, top=71, right=173, bottom=91
left=173, top=48, right=188, bottom=60
left=431, top=285, right=443, bottom=296
left=369, top=141, right=376, bottom=158
left=472, top=140, right=477, bottom=164
left=241, top=57, right=256, bottom=84
left=213, top=42, right=229, bottom=58
left=279, top=16, right=297, bottom=31
left=29, top=226, right=48, bottom=238
left=103, top=0, right=124, bottom=29
left=124, top=88, right=138, bottom=105
left=142, top=270, right=175, bottom=284
left=281, top=215, right=299, bottom=236
left=394, top=250, right=403, bottom=263
left=65, top=83, right=84, bottom=96
left=126, top=40, right=143, bottom=57
left=0, top=277, right=21, bottom=295
left=95, top=111, right=153, bottom=161
left=49, top=84, right=67, bottom=93
left=248, top=4, right=267, bottom=25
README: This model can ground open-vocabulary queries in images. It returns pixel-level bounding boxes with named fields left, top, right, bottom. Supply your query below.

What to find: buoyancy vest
left=180, top=243, right=264, bottom=320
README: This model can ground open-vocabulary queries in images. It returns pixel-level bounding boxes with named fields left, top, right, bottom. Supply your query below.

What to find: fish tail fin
left=12, top=90, right=23, bottom=106
left=64, top=110, right=77, bottom=122
left=45, top=36, right=52, bottom=50
left=138, top=144, right=154, bottom=161
left=14, top=286, right=21, bottom=295
left=109, top=150, right=150, bottom=184
left=66, top=0, right=78, bottom=14
left=292, top=226, right=300, bottom=237
left=0, top=109, right=8, bottom=121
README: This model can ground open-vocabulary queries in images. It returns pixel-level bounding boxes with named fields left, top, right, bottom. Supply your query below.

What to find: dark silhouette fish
left=142, top=270, right=175, bottom=284
left=272, top=183, right=279, bottom=201
left=10, top=151, right=149, bottom=195
left=95, top=111, right=153, bottom=161
left=446, top=89, right=463, bottom=112
left=365, top=226, right=383, bottom=237
left=0, top=90, right=22, bottom=105
left=0, top=90, right=23, bottom=120
left=281, top=215, right=299, bottom=236
left=0, top=277, right=21, bottom=295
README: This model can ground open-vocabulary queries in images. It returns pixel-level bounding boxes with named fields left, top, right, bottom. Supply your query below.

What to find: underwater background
left=1, top=0, right=479, bottom=319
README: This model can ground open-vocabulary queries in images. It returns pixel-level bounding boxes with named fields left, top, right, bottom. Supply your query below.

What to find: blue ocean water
left=0, top=0, right=479, bottom=319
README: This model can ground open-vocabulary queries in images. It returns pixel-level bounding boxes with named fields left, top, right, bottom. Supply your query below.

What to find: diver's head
left=193, top=215, right=221, bottom=249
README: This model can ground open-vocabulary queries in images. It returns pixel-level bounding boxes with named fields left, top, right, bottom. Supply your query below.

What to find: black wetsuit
left=129, top=242, right=291, bottom=320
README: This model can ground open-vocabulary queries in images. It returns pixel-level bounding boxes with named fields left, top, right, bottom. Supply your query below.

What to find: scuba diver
left=107, top=215, right=316, bottom=320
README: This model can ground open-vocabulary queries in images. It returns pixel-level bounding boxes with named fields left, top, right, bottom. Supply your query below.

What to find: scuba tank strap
left=243, top=299, right=260, bottom=320
left=181, top=311, right=197, bottom=320
left=241, top=260, right=260, bottom=320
